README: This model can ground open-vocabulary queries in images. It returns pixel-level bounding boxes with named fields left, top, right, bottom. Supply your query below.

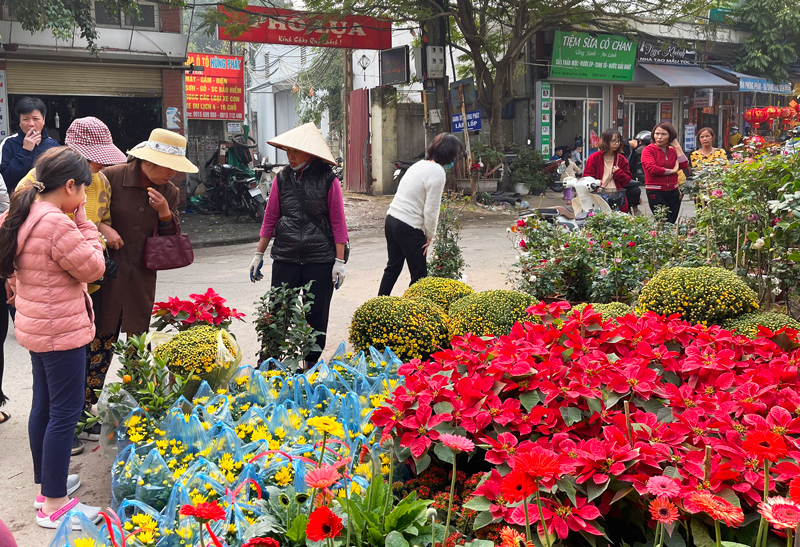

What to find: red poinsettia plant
left=152, top=288, right=245, bottom=332
left=373, top=301, right=800, bottom=547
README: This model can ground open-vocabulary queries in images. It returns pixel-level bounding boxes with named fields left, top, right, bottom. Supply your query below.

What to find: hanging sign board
left=550, top=30, right=636, bottom=81
left=638, top=41, right=696, bottom=66
left=450, top=78, right=476, bottom=110
left=685, top=124, right=696, bottom=150
left=186, top=53, right=245, bottom=120
left=451, top=110, right=482, bottom=132
left=539, top=82, right=551, bottom=157
left=693, top=88, right=714, bottom=109
left=218, top=7, right=391, bottom=50
left=380, top=46, right=410, bottom=86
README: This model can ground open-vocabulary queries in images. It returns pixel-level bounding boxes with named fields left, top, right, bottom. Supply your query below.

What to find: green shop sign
left=550, top=31, right=636, bottom=81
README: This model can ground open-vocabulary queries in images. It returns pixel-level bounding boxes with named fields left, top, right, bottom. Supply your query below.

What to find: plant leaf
left=463, top=497, right=492, bottom=511
left=285, top=513, right=308, bottom=544
left=386, top=531, right=410, bottom=547
left=520, top=391, right=540, bottom=412
left=472, top=511, right=494, bottom=530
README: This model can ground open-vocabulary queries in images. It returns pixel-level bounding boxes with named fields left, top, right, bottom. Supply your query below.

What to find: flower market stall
left=52, top=273, right=800, bottom=547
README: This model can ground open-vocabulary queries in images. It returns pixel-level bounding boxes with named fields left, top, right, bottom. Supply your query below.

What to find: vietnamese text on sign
left=451, top=111, right=482, bottom=132
left=217, top=7, right=391, bottom=50
left=186, top=52, right=245, bottom=120
left=550, top=31, right=637, bottom=81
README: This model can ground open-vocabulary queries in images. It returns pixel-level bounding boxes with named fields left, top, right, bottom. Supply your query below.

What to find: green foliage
left=427, top=193, right=469, bottom=279
left=295, top=49, right=344, bottom=140
left=404, top=277, right=475, bottom=311
left=509, top=144, right=549, bottom=193
left=734, top=0, right=800, bottom=83
left=350, top=297, right=450, bottom=361
left=448, top=290, right=537, bottom=338
left=637, top=266, right=759, bottom=326
left=254, top=282, right=322, bottom=372
left=470, top=142, right=505, bottom=179
left=571, top=302, right=633, bottom=322
left=723, top=312, right=800, bottom=338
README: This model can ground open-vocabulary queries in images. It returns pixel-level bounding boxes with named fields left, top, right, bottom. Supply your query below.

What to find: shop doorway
left=629, top=101, right=658, bottom=137
left=8, top=95, right=163, bottom=153
left=552, top=98, right=602, bottom=162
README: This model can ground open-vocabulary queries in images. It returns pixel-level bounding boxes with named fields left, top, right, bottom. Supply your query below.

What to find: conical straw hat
left=267, top=122, right=336, bottom=165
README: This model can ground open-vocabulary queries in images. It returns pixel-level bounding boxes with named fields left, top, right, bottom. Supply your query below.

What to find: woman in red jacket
left=640, top=122, right=689, bottom=223
left=583, top=129, right=632, bottom=212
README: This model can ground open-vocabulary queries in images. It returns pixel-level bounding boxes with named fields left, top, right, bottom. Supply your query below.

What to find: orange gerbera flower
left=305, top=465, right=340, bottom=489
left=758, top=497, right=800, bottom=530
left=649, top=497, right=679, bottom=524
left=742, top=430, right=788, bottom=462
left=499, top=526, right=532, bottom=547
left=686, top=491, right=744, bottom=528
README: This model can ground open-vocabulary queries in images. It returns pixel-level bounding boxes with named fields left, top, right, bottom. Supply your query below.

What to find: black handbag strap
left=287, top=171, right=335, bottom=245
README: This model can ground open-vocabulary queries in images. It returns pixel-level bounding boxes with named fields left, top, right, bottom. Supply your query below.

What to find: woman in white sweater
left=378, top=133, right=463, bottom=295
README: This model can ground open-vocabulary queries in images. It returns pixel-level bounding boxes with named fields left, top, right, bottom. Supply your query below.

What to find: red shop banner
left=217, top=7, right=391, bottom=50
left=186, top=52, right=244, bottom=120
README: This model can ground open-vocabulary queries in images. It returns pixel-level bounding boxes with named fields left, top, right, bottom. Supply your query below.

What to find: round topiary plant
left=571, top=302, right=632, bottom=322
left=349, top=296, right=450, bottom=361
left=448, top=290, right=537, bottom=338
left=403, top=277, right=474, bottom=312
left=723, top=312, right=800, bottom=339
left=637, top=266, right=758, bottom=326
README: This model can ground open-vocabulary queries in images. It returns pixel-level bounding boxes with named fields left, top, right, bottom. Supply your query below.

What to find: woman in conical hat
left=249, top=123, right=349, bottom=368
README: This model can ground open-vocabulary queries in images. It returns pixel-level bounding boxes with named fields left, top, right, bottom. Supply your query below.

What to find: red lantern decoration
left=752, top=108, right=769, bottom=129
left=780, top=107, right=794, bottom=127
left=743, top=109, right=756, bottom=124
left=765, top=105, right=780, bottom=119
left=792, top=101, right=800, bottom=115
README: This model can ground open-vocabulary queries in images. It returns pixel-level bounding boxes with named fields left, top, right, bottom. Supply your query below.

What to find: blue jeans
left=29, top=347, right=86, bottom=498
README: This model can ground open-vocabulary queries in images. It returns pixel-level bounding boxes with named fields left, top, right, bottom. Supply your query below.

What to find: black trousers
left=626, top=186, right=641, bottom=208
left=647, top=189, right=682, bottom=224
left=271, top=261, right=334, bottom=363
left=378, top=215, right=428, bottom=296
left=0, top=297, right=8, bottom=406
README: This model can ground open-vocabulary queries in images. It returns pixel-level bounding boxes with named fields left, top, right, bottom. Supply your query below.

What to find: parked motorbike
left=519, top=177, right=641, bottom=231
left=392, top=158, right=418, bottom=187
left=191, top=162, right=265, bottom=222
left=541, top=158, right=567, bottom=192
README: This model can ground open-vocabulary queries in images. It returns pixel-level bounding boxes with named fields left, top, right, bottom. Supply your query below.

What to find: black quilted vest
left=270, top=160, right=336, bottom=264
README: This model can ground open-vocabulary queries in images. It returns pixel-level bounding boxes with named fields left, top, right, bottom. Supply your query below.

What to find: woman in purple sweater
left=248, top=123, right=348, bottom=367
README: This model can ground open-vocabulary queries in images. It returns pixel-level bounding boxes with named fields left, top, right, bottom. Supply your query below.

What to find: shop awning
left=709, top=65, right=793, bottom=94
left=638, top=64, right=737, bottom=88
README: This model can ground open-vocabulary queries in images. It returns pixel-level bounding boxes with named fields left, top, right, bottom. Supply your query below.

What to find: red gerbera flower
left=758, top=497, right=800, bottom=530
left=179, top=501, right=227, bottom=523
left=501, top=470, right=537, bottom=503
left=306, top=506, right=343, bottom=541
left=510, top=447, right=562, bottom=483
left=686, top=491, right=744, bottom=528
left=742, top=430, right=788, bottom=462
left=650, top=497, right=679, bottom=524
left=243, top=538, right=281, bottom=547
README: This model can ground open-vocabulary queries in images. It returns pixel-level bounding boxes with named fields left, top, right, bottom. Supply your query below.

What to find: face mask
left=291, top=159, right=310, bottom=172
left=443, top=162, right=454, bottom=170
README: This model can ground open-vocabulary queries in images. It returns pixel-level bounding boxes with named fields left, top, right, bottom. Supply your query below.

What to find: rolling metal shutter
left=6, top=61, right=163, bottom=97
left=622, top=86, right=680, bottom=99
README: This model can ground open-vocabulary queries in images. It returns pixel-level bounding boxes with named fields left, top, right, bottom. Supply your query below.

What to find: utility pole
left=421, top=1, right=450, bottom=143
left=341, top=49, right=353, bottom=185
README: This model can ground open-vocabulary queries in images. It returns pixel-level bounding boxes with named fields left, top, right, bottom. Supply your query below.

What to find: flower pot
left=514, top=183, right=528, bottom=196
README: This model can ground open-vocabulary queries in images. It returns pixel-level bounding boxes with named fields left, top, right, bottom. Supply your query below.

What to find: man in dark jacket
left=0, top=97, right=59, bottom=194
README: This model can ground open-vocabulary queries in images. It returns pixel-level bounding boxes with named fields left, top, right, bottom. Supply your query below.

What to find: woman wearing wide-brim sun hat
left=249, top=122, right=349, bottom=368
left=94, top=128, right=198, bottom=375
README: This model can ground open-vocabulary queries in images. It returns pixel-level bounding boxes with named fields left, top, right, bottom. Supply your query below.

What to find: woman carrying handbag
left=93, top=129, right=198, bottom=384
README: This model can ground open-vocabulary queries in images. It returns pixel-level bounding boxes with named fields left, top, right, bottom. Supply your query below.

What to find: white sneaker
left=33, top=474, right=81, bottom=508
left=36, top=498, right=101, bottom=530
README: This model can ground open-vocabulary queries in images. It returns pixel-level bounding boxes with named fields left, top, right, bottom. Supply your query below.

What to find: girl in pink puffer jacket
left=0, top=147, right=105, bottom=530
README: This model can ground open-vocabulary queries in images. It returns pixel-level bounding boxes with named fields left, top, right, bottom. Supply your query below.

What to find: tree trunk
left=488, top=72, right=509, bottom=190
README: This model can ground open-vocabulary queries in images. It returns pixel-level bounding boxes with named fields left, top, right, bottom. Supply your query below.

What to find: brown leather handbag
left=143, top=218, right=194, bottom=271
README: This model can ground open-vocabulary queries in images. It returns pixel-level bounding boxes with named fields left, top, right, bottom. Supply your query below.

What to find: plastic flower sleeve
left=46, top=509, right=107, bottom=547
left=205, top=328, right=241, bottom=392
left=338, top=392, right=365, bottom=440
left=112, top=444, right=147, bottom=509
left=97, top=385, right=139, bottom=459
left=311, top=384, right=339, bottom=415
left=117, top=499, right=165, bottom=545
left=204, top=394, right=234, bottom=426
left=191, top=381, right=214, bottom=406
left=135, top=448, right=175, bottom=512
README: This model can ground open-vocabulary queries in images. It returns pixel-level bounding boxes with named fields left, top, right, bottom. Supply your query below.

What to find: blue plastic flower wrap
left=160, top=408, right=209, bottom=456
left=112, top=443, right=153, bottom=510
left=159, top=483, right=197, bottom=546
left=97, top=385, right=139, bottom=459
left=190, top=381, right=215, bottom=406
left=46, top=509, right=108, bottom=547
left=115, top=499, right=166, bottom=546
left=135, top=448, right=175, bottom=512
left=203, top=394, right=234, bottom=427
left=117, top=407, right=156, bottom=454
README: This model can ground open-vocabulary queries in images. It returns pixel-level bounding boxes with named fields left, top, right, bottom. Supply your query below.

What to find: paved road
left=0, top=213, right=520, bottom=545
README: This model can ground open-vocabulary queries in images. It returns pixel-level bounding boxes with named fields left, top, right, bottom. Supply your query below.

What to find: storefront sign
left=451, top=110, right=482, bottom=132
left=550, top=31, right=636, bottom=81
left=539, top=82, right=552, bottom=157
left=638, top=41, right=696, bottom=66
left=694, top=88, right=714, bottom=109
left=738, top=77, right=792, bottom=94
left=227, top=122, right=243, bottom=133
left=660, top=101, right=673, bottom=123
left=186, top=53, right=245, bottom=120
left=0, top=71, right=8, bottom=138
left=218, top=7, right=391, bottom=50
left=685, top=124, right=696, bottom=150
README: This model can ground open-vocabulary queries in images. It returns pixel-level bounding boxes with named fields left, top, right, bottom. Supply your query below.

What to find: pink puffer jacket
left=4, top=201, right=105, bottom=353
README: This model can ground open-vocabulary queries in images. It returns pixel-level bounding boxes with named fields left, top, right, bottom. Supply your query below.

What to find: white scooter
left=519, top=176, right=631, bottom=231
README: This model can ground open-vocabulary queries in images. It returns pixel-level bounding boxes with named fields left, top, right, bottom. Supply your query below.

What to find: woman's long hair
left=0, top=147, right=92, bottom=277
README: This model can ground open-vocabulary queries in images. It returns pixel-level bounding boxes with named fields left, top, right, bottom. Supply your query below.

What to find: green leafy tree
left=734, top=0, right=800, bottom=83
left=5, top=0, right=185, bottom=52
left=294, top=48, right=344, bottom=140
